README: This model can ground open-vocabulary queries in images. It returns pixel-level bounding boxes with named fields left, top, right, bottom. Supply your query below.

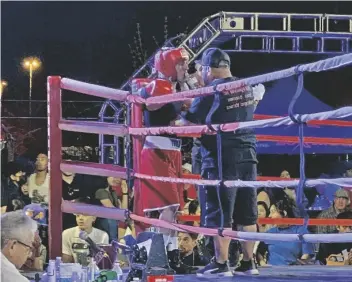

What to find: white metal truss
left=100, top=12, right=352, bottom=164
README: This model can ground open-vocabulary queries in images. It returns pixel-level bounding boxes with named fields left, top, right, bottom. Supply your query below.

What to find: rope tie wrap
left=288, top=68, right=309, bottom=234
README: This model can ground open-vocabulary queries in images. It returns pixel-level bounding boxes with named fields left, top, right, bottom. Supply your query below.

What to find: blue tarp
left=255, top=77, right=352, bottom=154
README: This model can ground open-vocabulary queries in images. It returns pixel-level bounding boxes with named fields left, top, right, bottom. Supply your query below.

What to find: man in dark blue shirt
left=180, top=48, right=259, bottom=277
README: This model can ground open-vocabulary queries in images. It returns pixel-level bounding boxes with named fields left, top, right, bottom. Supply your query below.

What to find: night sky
left=2, top=2, right=352, bottom=103
left=1, top=1, right=352, bottom=167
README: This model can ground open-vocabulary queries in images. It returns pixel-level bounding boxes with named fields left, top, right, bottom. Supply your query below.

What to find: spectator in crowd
left=27, top=153, right=50, bottom=204
left=183, top=199, right=201, bottom=227
left=178, top=232, right=209, bottom=267
left=109, top=176, right=134, bottom=239
left=94, top=177, right=129, bottom=242
left=254, top=201, right=270, bottom=266
left=182, top=163, right=198, bottom=203
left=62, top=197, right=109, bottom=263
left=342, top=162, right=352, bottom=208
left=317, top=188, right=351, bottom=234
left=20, top=231, right=47, bottom=271
left=257, top=200, right=314, bottom=266
left=1, top=162, right=24, bottom=214
left=1, top=211, right=38, bottom=282
left=257, top=201, right=270, bottom=233
left=316, top=210, right=352, bottom=265
left=19, top=178, right=31, bottom=206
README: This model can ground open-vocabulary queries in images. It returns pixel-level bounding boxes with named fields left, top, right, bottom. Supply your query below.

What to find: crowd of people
left=1, top=46, right=352, bottom=281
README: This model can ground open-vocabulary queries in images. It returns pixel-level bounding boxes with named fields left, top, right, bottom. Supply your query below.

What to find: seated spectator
left=182, top=163, right=198, bottom=203
left=1, top=162, right=24, bottom=213
left=95, top=177, right=128, bottom=242
left=20, top=204, right=47, bottom=271
left=178, top=232, right=209, bottom=267
left=21, top=231, right=47, bottom=271
left=342, top=161, right=352, bottom=208
left=62, top=197, right=109, bottom=263
left=257, top=188, right=271, bottom=212
left=317, top=188, right=350, bottom=234
left=257, top=201, right=270, bottom=233
left=1, top=211, right=38, bottom=282
left=109, top=176, right=134, bottom=239
left=27, top=153, right=50, bottom=204
left=182, top=199, right=201, bottom=227
left=19, top=178, right=31, bottom=207
left=316, top=210, right=352, bottom=265
left=257, top=200, right=314, bottom=266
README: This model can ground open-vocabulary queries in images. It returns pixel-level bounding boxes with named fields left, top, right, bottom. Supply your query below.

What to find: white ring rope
left=61, top=78, right=129, bottom=101
left=61, top=201, right=352, bottom=243
left=141, top=53, right=352, bottom=106
left=55, top=53, right=352, bottom=245
left=129, top=106, right=352, bottom=136
left=134, top=172, right=352, bottom=188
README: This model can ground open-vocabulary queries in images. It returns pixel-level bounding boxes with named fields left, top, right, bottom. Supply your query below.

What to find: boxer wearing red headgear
left=133, top=48, right=196, bottom=274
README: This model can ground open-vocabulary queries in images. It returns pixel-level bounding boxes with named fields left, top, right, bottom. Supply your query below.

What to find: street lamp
left=0, top=80, right=8, bottom=97
left=22, top=57, right=41, bottom=116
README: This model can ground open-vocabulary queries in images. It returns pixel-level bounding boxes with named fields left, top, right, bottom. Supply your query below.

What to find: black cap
left=200, top=48, right=231, bottom=68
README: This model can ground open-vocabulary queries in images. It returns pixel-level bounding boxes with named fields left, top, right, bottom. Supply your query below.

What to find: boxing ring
left=47, top=51, right=352, bottom=280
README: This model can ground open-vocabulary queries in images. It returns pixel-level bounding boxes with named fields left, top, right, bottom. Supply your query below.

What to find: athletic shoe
left=233, top=259, right=259, bottom=275
left=196, top=257, right=232, bottom=277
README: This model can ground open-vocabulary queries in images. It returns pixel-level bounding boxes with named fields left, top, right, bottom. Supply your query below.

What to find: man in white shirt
left=27, top=153, right=50, bottom=204
left=62, top=198, right=109, bottom=263
left=1, top=210, right=38, bottom=282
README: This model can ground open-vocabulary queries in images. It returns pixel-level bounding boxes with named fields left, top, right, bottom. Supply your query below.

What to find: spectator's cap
left=23, top=203, right=47, bottom=226
left=182, top=163, right=192, bottom=173
left=5, top=162, right=23, bottom=177
left=334, top=188, right=350, bottom=200
left=200, top=48, right=231, bottom=68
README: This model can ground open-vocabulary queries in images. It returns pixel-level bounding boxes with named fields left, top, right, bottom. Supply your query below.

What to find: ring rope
left=60, top=160, right=352, bottom=187
left=53, top=53, right=352, bottom=247
left=128, top=107, right=352, bottom=137
left=60, top=201, right=352, bottom=243
left=129, top=53, right=352, bottom=106
left=177, top=215, right=352, bottom=227
left=133, top=172, right=352, bottom=188
left=59, top=54, right=352, bottom=105
left=254, top=114, right=352, bottom=127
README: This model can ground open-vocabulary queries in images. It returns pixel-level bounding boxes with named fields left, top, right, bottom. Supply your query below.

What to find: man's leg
left=237, top=224, right=257, bottom=261
left=232, top=161, right=259, bottom=275
left=196, top=168, right=235, bottom=277
left=213, top=236, right=231, bottom=263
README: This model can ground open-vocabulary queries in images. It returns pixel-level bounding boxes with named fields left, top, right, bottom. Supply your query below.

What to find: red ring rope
left=255, top=114, right=352, bottom=127
left=257, top=135, right=352, bottom=145
left=177, top=215, right=352, bottom=226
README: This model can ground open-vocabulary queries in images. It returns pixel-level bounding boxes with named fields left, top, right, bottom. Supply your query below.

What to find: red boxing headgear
left=145, top=79, right=173, bottom=97
left=154, top=47, right=189, bottom=80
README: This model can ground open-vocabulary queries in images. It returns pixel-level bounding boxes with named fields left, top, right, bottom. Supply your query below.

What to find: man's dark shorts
left=199, top=147, right=258, bottom=229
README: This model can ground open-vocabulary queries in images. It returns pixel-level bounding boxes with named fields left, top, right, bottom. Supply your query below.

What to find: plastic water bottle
left=71, top=271, right=81, bottom=282
left=112, top=262, right=123, bottom=282
left=55, top=257, right=61, bottom=282
left=81, top=266, right=88, bottom=282
left=47, top=260, right=56, bottom=282
left=88, top=258, right=99, bottom=281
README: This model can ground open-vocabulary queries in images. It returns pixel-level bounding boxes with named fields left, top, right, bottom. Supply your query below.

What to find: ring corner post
left=130, top=96, right=143, bottom=234
left=47, top=76, right=63, bottom=259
